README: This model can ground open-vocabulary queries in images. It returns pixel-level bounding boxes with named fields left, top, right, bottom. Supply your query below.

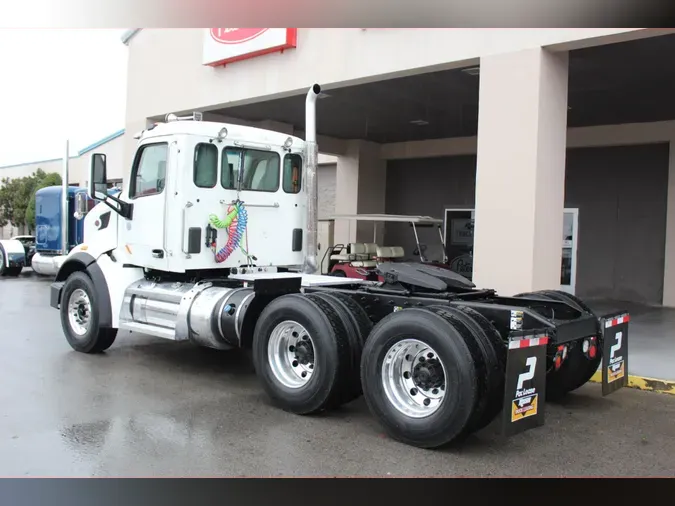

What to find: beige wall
left=125, top=28, right=653, bottom=119
left=379, top=120, right=675, bottom=305
left=123, top=28, right=660, bottom=170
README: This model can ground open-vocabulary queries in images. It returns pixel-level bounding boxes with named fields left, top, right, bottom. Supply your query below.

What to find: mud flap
left=600, top=311, right=630, bottom=396
left=501, top=330, right=549, bottom=437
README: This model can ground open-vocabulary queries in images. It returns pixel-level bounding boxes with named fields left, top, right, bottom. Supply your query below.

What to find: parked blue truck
left=0, top=185, right=120, bottom=277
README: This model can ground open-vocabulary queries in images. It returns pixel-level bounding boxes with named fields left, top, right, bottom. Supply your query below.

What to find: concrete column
left=334, top=140, right=386, bottom=245
left=472, top=47, right=569, bottom=296
left=662, top=137, right=675, bottom=306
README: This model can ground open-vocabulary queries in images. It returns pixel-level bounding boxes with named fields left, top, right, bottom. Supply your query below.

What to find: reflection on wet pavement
left=2, top=274, right=675, bottom=476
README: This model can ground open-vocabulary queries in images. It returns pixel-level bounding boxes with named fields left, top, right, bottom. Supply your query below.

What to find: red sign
left=203, top=28, right=297, bottom=67
left=210, top=28, right=269, bottom=45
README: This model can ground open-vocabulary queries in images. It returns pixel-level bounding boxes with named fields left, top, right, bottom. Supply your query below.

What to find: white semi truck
left=50, top=84, right=630, bottom=449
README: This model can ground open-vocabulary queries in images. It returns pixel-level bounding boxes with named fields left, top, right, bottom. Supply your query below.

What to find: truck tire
left=360, top=307, right=477, bottom=449
left=252, top=293, right=357, bottom=415
left=305, top=292, right=371, bottom=402
left=431, top=305, right=507, bottom=434
left=514, top=290, right=601, bottom=401
left=60, top=271, right=117, bottom=354
left=425, top=306, right=490, bottom=438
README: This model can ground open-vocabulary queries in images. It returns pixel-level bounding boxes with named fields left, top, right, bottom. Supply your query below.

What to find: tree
left=0, top=177, right=20, bottom=229
left=0, top=168, right=63, bottom=234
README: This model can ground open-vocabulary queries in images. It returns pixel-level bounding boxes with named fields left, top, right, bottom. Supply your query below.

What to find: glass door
left=560, top=208, right=579, bottom=295
left=444, top=208, right=475, bottom=281
left=443, top=207, right=579, bottom=292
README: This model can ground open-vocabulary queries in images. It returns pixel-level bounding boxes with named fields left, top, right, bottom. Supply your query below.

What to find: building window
left=282, top=153, right=302, bottom=194
left=194, top=143, right=218, bottom=188
left=129, top=143, right=168, bottom=198
left=221, top=148, right=280, bottom=193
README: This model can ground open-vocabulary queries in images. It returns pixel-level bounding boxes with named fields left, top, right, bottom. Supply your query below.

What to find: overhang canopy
left=211, top=34, right=675, bottom=144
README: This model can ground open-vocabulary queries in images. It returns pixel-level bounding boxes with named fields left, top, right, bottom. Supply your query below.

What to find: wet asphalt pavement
left=1, top=271, right=675, bottom=477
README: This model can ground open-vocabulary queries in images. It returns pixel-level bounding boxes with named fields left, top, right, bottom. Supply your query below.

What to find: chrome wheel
left=268, top=320, right=315, bottom=389
left=67, top=288, right=92, bottom=337
left=382, top=338, right=447, bottom=418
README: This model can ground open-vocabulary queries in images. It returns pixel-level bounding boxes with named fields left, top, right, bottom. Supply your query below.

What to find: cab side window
left=194, top=143, right=218, bottom=188
left=282, top=153, right=302, bottom=194
left=130, top=143, right=169, bottom=198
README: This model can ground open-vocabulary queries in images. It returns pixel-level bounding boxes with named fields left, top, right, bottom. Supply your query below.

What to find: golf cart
left=322, top=214, right=474, bottom=286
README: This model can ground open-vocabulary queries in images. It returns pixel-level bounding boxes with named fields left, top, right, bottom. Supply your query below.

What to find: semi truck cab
left=77, top=118, right=310, bottom=275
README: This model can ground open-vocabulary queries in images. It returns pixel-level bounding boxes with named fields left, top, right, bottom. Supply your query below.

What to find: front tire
left=60, top=271, right=117, bottom=354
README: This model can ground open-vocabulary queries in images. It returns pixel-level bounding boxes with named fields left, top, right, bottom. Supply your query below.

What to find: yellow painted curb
left=589, top=370, right=675, bottom=395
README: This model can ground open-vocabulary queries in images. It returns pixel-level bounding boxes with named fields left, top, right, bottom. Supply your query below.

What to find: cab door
left=122, top=139, right=172, bottom=270
left=179, top=141, right=306, bottom=271
left=230, top=147, right=305, bottom=268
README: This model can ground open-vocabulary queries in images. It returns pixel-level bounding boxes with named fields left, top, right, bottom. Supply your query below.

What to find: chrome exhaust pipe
left=302, top=83, right=321, bottom=274
left=61, top=140, right=69, bottom=255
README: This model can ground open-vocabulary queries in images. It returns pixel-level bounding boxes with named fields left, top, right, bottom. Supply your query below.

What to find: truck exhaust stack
left=303, top=83, right=321, bottom=274
left=61, top=140, right=69, bottom=256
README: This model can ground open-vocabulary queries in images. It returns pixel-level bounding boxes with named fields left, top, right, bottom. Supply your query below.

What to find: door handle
left=152, top=249, right=164, bottom=259
left=181, top=201, right=194, bottom=256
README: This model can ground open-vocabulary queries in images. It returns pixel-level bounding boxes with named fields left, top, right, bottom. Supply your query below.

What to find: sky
left=0, top=29, right=128, bottom=167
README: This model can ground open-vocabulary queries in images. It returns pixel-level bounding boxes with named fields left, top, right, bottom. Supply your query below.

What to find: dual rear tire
left=360, top=306, right=506, bottom=448
left=252, top=293, right=506, bottom=448
left=252, top=292, right=371, bottom=415
left=514, top=289, right=602, bottom=401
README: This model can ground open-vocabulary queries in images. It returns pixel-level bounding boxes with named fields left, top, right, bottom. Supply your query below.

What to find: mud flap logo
left=511, top=357, right=538, bottom=422
left=602, top=312, right=630, bottom=396
left=607, top=331, right=625, bottom=383
left=502, top=333, right=548, bottom=437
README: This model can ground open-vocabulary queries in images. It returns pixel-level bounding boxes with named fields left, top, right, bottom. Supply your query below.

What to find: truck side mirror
left=73, top=192, right=88, bottom=220
left=89, top=153, right=108, bottom=200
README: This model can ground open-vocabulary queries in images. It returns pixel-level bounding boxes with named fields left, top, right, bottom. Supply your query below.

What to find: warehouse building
left=0, top=129, right=125, bottom=238
left=121, top=28, right=675, bottom=306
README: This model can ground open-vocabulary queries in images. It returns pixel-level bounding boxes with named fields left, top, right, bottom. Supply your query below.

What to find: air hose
left=208, top=200, right=250, bottom=263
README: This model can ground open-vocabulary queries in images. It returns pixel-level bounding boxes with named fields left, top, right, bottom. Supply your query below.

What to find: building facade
left=119, top=28, right=675, bottom=306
